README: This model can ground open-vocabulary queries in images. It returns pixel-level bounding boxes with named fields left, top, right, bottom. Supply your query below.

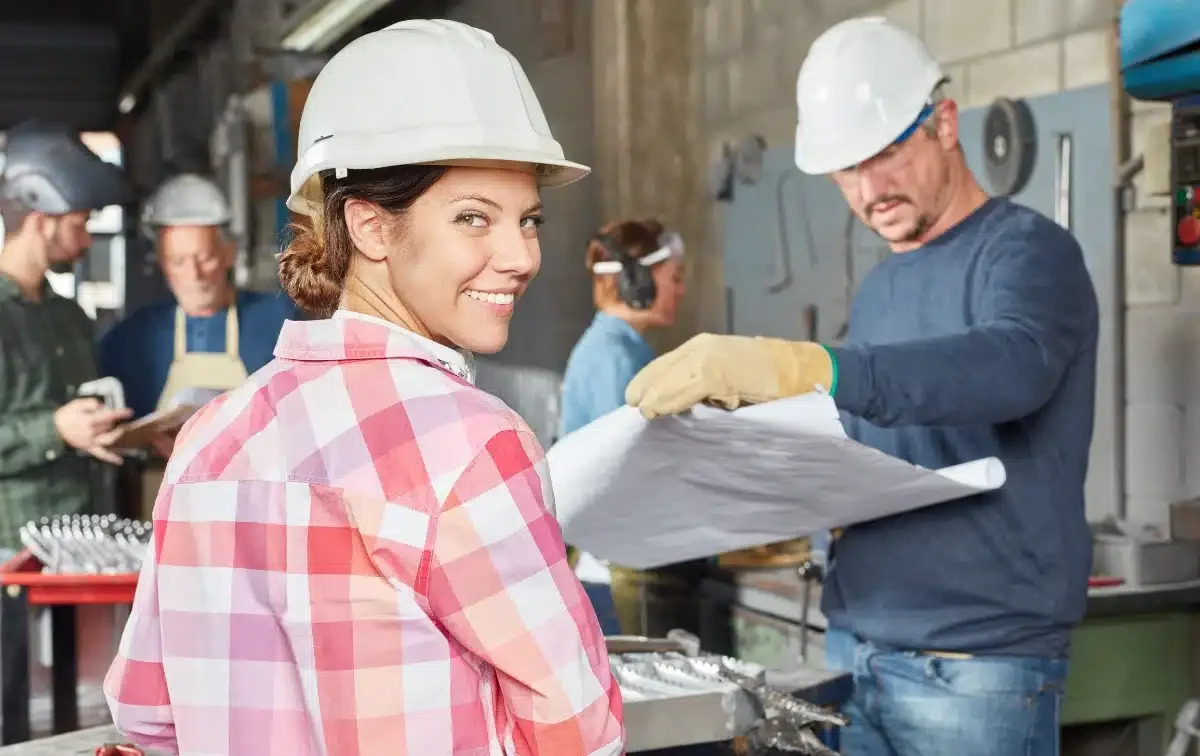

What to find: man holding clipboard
left=98, top=174, right=296, bottom=517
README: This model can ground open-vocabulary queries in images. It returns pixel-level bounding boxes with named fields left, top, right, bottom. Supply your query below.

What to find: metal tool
left=605, top=630, right=700, bottom=657
left=802, top=305, right=818, bottom=342
left=610, top=646, right=847, bottom=754
left=1054, top=132, right=1073, bottom=230
left=1165, top=699, right=1200, bottom=756
left=78, top=377, right=127, bottom=411
left=19, top=514, right=151, bottom=575
left=797, top=559, right=824, bottom=662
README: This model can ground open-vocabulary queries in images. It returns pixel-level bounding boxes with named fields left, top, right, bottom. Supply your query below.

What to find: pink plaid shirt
left=104, top=311, right=625, bottom=755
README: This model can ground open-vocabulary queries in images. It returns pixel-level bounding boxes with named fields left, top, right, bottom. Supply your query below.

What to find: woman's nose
left=493, top=235, right=538, bottom=276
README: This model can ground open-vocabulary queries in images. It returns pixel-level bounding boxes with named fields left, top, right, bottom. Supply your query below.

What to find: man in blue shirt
left=98, top=174, right=297, bottom=444
left=625, top=18, right=1097, bottom=756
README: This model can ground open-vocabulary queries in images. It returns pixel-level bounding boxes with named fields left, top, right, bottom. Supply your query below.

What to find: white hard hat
left=143, top=173, right=230, bottom=227
left=794, top=17, right=946, bottom=175
left=288, top=19, right=590, bottom=216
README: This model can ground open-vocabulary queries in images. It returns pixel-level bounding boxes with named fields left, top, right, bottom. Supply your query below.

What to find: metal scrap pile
left=610, top=634, right=846, bottom=754
left=19, top=514, right=151, bottom=574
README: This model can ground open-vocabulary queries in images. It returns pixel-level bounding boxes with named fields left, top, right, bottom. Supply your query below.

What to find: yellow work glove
left=625, top=333, right=837, bottom=419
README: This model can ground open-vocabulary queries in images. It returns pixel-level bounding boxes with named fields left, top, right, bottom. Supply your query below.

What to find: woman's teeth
left=465, top=290, right=515, bottom=305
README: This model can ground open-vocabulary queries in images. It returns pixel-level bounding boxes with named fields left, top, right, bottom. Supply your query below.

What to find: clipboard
left=107, top=387, right=224, bottom=451
left=108, top=405, right=197, bottom=451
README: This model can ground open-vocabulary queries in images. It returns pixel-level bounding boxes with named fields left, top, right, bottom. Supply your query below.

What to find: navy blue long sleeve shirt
left=823, top=197, right=1098, bottom=657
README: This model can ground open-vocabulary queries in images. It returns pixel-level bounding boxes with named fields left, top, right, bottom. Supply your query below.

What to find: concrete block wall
left=1125, top=95, right=1200, bottom=524
left=593, top=0, right=1197, bottom=526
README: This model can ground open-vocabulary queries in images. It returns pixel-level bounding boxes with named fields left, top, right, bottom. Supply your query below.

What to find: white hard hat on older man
left=794, top=17, right=946, bottom=175
left=142, top=173, right=231, bottom=228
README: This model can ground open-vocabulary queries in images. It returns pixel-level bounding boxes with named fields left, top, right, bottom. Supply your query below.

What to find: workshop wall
left=440, top=0, right=600, bottom=372
left=1125, top=100, right=1200, bottom=524
left=591, top=0, right=1200, bottom=527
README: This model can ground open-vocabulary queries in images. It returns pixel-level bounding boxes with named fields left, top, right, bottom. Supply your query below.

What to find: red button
left=1180, top=216, right=1200, bottom=247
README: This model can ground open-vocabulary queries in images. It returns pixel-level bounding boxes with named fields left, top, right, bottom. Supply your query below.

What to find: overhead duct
left=116, top=0, right=226, bottom=116
left=280, top=0, right=394, bottom=52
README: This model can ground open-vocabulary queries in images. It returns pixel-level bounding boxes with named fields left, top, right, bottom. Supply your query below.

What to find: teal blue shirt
left=559, top=313, right=655, bottom=437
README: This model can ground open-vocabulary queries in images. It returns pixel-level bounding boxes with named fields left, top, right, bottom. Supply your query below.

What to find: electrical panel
left=1171, top=94, right=1200, bottom=264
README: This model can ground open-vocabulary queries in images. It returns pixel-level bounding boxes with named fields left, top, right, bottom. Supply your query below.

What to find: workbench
left=0, top=661, right=849, bottom=755
left=0, top=725, right=127, bottom=756
left=702, top=572, right=1200, bottom=755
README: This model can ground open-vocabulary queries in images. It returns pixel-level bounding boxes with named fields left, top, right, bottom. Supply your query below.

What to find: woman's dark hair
left=278, top=165, right=446, bottom=317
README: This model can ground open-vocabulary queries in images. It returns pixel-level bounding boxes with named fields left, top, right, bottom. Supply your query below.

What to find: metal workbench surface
left=0, top=725, right=125, bottom=756
left=1085, top=578, right=1200, bottom=618
left=707, top=571, right=1200, bottom=626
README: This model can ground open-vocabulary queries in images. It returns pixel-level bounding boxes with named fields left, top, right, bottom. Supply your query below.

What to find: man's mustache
left=866, top=196, right=911, bottom=216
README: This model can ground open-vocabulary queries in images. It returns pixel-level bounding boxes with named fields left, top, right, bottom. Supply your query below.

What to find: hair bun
left=278, top=220, right=341, bottom=316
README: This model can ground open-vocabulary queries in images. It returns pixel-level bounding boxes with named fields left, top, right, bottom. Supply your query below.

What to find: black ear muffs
left=595, top=233, right=657, bottom=310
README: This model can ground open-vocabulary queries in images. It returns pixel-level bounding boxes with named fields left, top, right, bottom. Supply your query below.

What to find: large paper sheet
left=548, top=393, right=1006, bottom=569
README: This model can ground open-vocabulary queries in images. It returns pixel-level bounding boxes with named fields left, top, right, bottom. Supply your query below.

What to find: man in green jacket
left=0, top=120, right=134, bottom=552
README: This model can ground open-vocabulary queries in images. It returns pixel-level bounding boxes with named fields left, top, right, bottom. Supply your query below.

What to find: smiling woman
left=279, top=161, right=547, bottom=354
left=103, top=18, right=624, bottom=756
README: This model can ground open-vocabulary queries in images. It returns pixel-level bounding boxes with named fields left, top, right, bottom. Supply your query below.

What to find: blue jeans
left=582, top=581, right=623, bottom=635
left=825, top=628, right=1066, bottom=756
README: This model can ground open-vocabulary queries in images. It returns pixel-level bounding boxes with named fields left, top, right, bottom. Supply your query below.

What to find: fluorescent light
left=280, top=0, right=393, bottom=52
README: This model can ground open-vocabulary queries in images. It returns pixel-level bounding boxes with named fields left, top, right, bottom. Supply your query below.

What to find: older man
left=99, top=173, right=297, bottom=432
left=0, top=120, right=134, bottom=550
left=626, top=18, right=1098, bottom=756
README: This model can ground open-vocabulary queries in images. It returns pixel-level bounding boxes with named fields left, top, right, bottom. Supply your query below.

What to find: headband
left=592, top=230, right=685, bottom=274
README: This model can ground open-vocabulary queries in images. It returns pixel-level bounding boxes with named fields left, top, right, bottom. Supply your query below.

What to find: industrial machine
left=1120, top=0, right=1200, bottom=264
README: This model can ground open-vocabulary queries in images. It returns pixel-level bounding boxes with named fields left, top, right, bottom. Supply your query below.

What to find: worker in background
left=0, top=120, right=134, bottom=552
left=98, top=173, right=298, bottom=450
left=626, top=17, right=1097, bottom=756
left=559, top=219, right=690, bottom=636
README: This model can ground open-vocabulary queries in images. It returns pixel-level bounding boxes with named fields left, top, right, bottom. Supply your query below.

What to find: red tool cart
left=0, top=551, right=138, bottom=745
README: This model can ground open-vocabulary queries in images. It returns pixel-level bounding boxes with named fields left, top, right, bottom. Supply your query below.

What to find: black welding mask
left=1, top=119, right=133, bottom=215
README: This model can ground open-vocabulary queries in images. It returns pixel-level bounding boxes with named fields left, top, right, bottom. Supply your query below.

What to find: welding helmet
left=0, top=119, right=133, bottom=213
left=143, top=173, right=230, bottom=229
left=288, top=19, right=590, bottom=216
left=794, top=17, right=946, bottom=175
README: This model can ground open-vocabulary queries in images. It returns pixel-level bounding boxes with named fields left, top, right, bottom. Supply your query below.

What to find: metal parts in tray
left=610, top=633, right=846, bottom=754
left=19, top=515, right=151, bottom=574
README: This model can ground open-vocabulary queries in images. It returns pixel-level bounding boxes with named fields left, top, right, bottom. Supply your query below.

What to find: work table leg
left=1, top=586, right=31, bottom=744
left=50, top=605, right=79, bottom=734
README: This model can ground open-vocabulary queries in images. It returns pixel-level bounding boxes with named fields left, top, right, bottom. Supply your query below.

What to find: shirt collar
left=0, top=273, right=53, bottom=303
left=593, top=311, right=649, bottom=346
left=273, top=309, right=475, bottom=383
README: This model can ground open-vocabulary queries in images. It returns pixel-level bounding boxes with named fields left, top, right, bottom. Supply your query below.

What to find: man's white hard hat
left=143, top=173, right=231, bottom=228
left=288, top=19, right=590, bottom=216
left=794, top=17, right=946, bottom=175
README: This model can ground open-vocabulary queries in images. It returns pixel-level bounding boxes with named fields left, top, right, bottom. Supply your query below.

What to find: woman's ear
left=343, top=199, right=389, bottom=263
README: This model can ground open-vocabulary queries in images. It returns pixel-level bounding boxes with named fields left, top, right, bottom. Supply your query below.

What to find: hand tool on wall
left=802, top=305, right=818, bottom=342
left=1055, top=132, right=1074, bottom=230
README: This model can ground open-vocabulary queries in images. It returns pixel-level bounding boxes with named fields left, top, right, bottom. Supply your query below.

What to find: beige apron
left=138, top=304, right=249, bottom=519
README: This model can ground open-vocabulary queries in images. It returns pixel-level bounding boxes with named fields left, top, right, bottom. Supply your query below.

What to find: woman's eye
left=457, top=212, right=488, bottom=228
left=521, top=216, right=544, bottom=230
